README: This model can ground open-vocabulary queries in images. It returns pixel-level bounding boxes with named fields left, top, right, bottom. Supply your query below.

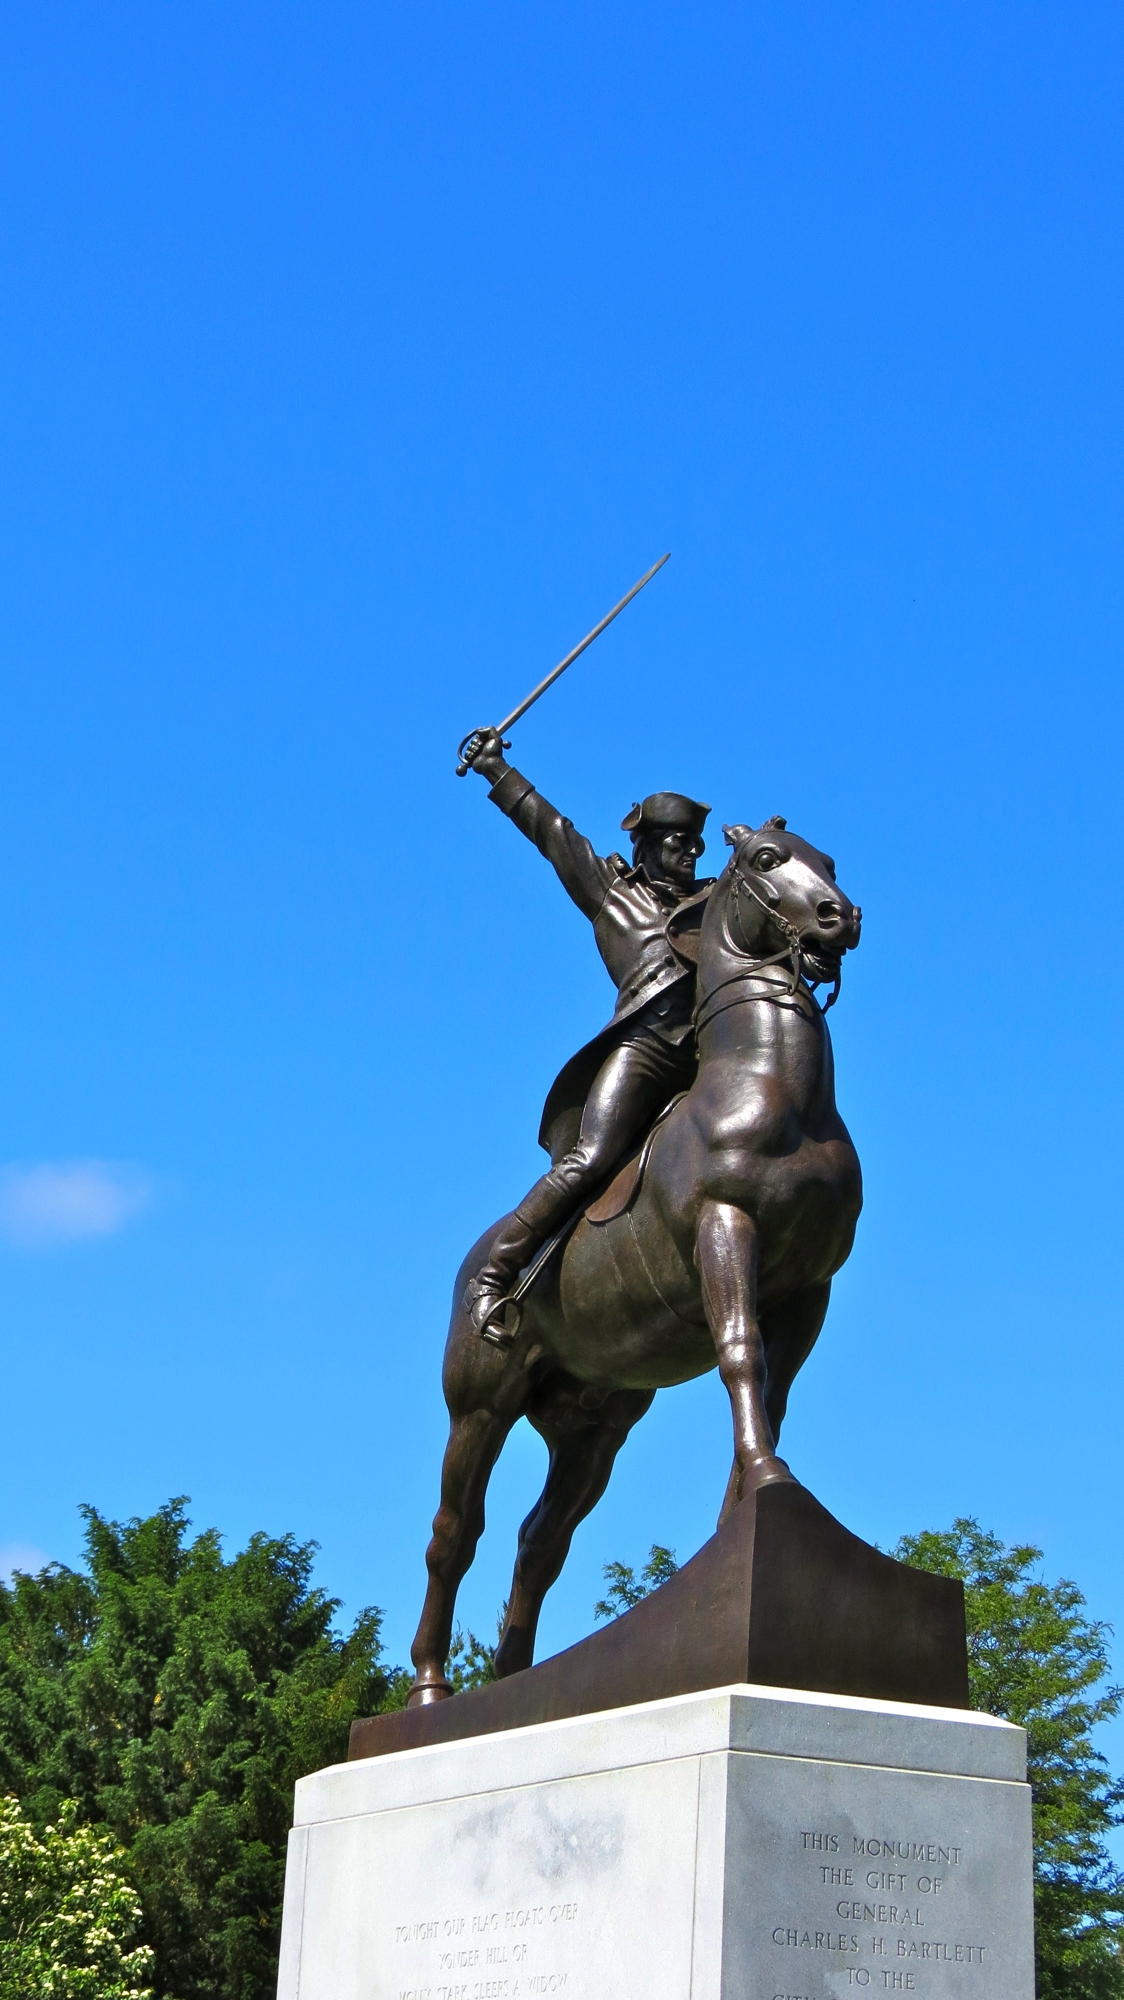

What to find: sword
left=455, top=553, right=670, bottom=776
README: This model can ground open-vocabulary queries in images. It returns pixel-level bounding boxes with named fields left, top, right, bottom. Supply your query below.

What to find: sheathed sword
left=455, top=552, right=670, bottom=775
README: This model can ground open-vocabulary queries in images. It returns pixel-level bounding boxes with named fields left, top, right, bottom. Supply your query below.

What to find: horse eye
left=754, top=849, right=779, bottom=871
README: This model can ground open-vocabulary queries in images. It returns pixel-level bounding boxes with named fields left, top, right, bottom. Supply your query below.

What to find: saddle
left=492, top=1090, right=691, bottom=1340
left=583, top=1092, right=688, bottom=1225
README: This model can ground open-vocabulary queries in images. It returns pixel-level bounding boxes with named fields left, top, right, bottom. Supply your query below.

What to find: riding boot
left=463, top=1172, right=577, bottom=1348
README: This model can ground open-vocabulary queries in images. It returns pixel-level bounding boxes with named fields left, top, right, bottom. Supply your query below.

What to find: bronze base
left=349, top=1480, right=968, bottom=1762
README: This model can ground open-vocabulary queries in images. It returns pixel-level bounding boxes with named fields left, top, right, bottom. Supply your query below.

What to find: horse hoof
left=746, top=1454, right=794, bottom=1492
left=405, top=1672, right=454, bottom=1708
left=720, top=1456, right=795, bottom=1522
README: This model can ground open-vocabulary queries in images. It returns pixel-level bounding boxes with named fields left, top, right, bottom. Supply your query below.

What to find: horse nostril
left=817, top=900, right=842, bottom=925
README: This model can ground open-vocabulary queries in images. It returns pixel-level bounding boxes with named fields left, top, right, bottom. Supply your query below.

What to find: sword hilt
left=456, top=729, right=510, bottom=777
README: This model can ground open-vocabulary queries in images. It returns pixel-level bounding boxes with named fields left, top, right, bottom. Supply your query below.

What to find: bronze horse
left=407, top=817, right=863, bottom=1705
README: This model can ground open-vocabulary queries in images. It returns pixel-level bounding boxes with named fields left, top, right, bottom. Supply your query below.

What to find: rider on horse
left=463, top=727, right=713, bottom=1346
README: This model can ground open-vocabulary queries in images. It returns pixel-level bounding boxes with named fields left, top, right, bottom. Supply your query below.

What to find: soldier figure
left=463, top=727, right=713, bottom=1346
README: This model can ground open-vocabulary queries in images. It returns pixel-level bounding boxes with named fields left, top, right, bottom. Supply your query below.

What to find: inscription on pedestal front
left=391, top=1900, right=580, bottom=2000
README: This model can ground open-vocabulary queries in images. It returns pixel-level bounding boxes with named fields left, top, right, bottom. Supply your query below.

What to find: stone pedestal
left=278, top=1683, right=1034, bottom=2000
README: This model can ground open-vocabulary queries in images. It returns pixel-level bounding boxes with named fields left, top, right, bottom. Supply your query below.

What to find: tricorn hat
left=621, top=792, right=711, bottom=840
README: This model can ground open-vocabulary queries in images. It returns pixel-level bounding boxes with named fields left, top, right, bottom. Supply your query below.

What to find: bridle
left=693, top=839, right=843, bottom=1036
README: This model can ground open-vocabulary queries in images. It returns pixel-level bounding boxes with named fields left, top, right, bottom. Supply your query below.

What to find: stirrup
left=480, top=1311, right=520, bottom=1350
left=463, top=1280, right=523, bottom=1349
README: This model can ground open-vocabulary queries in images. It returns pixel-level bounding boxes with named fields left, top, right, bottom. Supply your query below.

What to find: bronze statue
left=406, top=753, right=863, bottom=1706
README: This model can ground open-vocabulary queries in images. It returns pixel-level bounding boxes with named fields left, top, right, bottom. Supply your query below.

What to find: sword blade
left=495, top=551, right=670, bottom=735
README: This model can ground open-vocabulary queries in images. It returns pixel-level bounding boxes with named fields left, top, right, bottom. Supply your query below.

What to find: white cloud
left=0, top=1543, right=50, bottom=1584
left=0, top=1160, right=154, bottom=1249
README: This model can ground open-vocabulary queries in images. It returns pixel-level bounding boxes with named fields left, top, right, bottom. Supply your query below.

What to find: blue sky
left=0, top=0, right=1121, bottom=1776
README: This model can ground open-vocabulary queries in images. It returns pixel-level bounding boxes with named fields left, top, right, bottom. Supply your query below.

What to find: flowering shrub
left=0, top=1793, right=153, bottom=1999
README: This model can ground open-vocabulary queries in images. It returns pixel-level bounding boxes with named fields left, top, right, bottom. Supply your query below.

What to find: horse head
left=699, top=815, right=862, bottom=1009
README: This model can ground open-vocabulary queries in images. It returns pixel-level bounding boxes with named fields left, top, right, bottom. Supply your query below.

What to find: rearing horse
left=407, top=817, right=863, bottom=1705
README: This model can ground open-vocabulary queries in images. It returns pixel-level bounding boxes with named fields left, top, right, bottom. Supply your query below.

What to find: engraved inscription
left=392, top=1897, right=579, bottom=2000
left=395, top=1980, right=567, bottom=2000
left=836, top=1903, right=925, bottom=1924
left=896, top=1941, right=986, bottom=1964
left=777, top=1820, right=993, bottom=1991
left=854, top=1840, right=962, bottom=1866
left=773, top=1928, right=860, bottom=1952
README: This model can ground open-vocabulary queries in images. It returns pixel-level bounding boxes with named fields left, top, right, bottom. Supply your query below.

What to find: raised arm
left=465, top=728, right=614, bottom=920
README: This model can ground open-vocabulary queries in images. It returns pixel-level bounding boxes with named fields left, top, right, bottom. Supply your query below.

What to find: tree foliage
left=594, top=1544, right=679, bottom=1621
left=0, top=1792, right=153, bottom=1999
left=448, top=1624, right=500, bottom=1692
left=895, top=1519, right=1124, bottom=2000
left=4, top=1499, right=1118, bottom=2000
left=0, top=1499, right=398, bottom=2000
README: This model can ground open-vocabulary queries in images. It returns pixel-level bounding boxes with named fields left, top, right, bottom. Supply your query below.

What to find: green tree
left=0, top=1499, right=399, bottom=2000
left=448, top=1624, right=499, bottom=1692
left=594, top=1544, right=679, bottom=1621
left=0, top=1792, right=153, bottom=1999
left=895, top=1519, right=1124, bottom=2000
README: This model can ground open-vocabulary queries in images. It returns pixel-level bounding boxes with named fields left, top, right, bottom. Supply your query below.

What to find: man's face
left=642, top=829, right=702, bottom=892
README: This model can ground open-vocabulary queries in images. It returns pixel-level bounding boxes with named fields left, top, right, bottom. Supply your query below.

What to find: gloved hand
left=460, top=727, right=510, bottom=783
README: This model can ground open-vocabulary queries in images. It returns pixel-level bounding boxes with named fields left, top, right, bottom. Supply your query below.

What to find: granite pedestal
left=277, top=1683, right=1034, bottom=2000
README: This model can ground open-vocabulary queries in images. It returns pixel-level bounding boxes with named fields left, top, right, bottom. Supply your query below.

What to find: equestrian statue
left=406, top=569, right=863, bottom=1708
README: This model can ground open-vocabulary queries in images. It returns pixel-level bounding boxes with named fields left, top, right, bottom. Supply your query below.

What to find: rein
left=693, top=844, right=842, bottom=1036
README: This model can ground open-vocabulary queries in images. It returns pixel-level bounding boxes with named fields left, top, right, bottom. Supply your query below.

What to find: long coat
left=488, top=766, right=713, bottom=1161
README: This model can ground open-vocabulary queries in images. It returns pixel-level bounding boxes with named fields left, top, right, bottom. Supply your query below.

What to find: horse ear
left=762, top=814, right=787, bottom=831
left=722, top=822, right=752, bottom=848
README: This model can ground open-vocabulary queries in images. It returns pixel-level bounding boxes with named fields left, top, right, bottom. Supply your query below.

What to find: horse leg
left=408, top=1405, right=515, bottom=1705
left=696, top=1199, right=793, bottom=1524
left=494, top=1384, right=654, bottom=1679
left=762, top=1281, right=831, bottom=1444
